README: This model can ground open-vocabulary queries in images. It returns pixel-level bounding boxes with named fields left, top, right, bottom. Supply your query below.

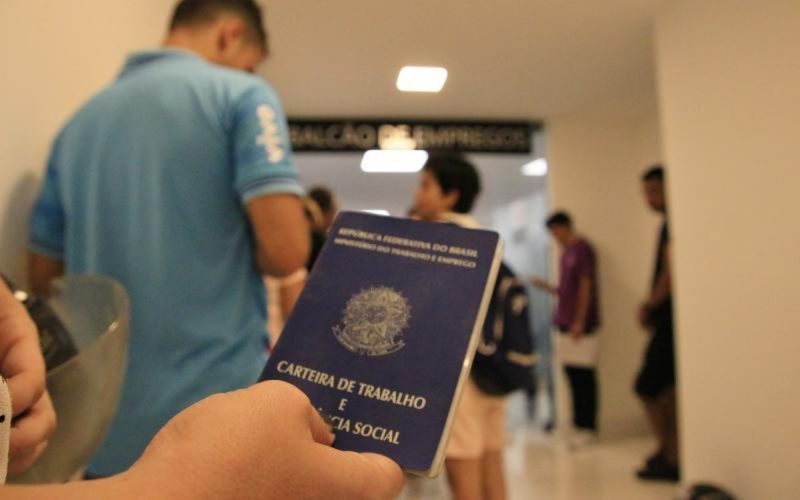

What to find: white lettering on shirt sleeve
left=255, top=104, right=286, bottom=163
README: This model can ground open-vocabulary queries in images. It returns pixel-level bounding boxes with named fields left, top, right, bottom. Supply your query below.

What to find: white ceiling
left=260, top=0, right=665, bottom=217
left=261, top=0, right=666, bottom=120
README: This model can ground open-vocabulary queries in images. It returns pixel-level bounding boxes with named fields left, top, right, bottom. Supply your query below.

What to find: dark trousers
left=564, top=365, right=598, bottom=431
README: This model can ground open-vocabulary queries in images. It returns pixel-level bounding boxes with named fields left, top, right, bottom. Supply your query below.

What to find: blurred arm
left=278, top=269, right=307, bottom=320
left=27, top=253, right=64, bottom=296
left=573, top=276, right=592, bottom=329
left=246, top=194, right=310, bottom=278
left=647, top=242, right=671, bottom=309
left=530, top=277, right=558, bottom=295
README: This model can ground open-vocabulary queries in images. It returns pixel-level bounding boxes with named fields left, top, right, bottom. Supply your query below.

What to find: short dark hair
left=170, top=0, right=267, bottom=52
left=423, top=153, right=481, bottom=214
left=308, top=186, right=335, bottom=214
left=546, top=211, right=573, bottom=229
left=642, top=165, right=665, bottom=182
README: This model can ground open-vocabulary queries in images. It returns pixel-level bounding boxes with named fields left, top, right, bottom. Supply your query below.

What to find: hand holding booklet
left=259, top=212, right=502, bottom=476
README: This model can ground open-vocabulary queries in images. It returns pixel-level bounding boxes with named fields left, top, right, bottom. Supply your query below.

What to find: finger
left=10, top=392, right=56, bottom=458
left=7, top=439, right=48, bottom=477
left=0, top=317, right=46, bottom=418
left=359, top=453, right=405, bottom=498
left=243, top=380, right=335, bottom=446
left=309, top=448, right=405, bottom=500
left=308, top=406, right=335, bottom=446
left=6, top=369, right=46, bottom=419
left=0, top=311, right=46, bottom=418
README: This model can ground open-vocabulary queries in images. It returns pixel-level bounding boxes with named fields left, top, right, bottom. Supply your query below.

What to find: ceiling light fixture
left=396, top=66, right=448, bottom=93
left=521, top=158, right=548, bottom=177
left=361, top=149, right=429, bottom=173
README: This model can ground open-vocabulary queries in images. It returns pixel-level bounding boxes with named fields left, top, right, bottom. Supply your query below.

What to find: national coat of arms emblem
left=333, top=286, right=411, bottom=356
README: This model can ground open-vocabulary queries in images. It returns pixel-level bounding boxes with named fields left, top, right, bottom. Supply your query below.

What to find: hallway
left=402, top=426, right=678, bottom=500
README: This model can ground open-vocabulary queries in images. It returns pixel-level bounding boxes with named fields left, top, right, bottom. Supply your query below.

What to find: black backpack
left=471, top=263, right=537, bottom=395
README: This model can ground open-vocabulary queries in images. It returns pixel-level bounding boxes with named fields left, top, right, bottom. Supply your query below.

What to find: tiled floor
left=400, top=427, right=680, bottom=500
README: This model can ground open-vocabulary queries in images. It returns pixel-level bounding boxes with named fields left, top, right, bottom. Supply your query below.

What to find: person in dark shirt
left=308, top=186, right=339, bottom=233
left=533, top=211, right=601, bottom=447
left=306, top=186, right=339, bottom=270
left=634, top=165, right=679, bottom=482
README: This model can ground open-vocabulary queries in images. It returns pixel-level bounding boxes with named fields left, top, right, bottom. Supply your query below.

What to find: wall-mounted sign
left=288, top=119, right=540, bottom=154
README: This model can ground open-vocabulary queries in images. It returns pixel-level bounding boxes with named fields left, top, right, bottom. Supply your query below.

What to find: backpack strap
left=493, top=272, right=538, bottom=367
left=505, top=350, right=539, bottom=367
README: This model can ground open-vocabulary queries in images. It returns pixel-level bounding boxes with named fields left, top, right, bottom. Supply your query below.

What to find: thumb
left=360, top=453, right=405, bottom=492
left=311, top=448, right=405, bottom=500
left=308, top=406, right=335, bottom=446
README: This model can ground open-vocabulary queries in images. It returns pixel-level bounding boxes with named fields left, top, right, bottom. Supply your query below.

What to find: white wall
left=490, top=188, right=553, bottom=355
left=656, top=2, right=800, bottom=497
left=0, top=0, right=173, bottom=284
left=547, top=94, right=663, bottom=437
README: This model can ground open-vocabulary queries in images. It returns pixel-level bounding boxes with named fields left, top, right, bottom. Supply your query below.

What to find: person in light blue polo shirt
left=27, top=0, right=310, bottom=476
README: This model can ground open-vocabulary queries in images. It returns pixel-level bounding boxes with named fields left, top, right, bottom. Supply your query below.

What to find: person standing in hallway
left=412, top=153, right=508, bottom=500
left=308, top=185, right=339, bottom=233
left=532, top=211, right=600, bottom=447
left=306, top=186, right=339, bottom=270
left=634, top=165, right=679, bottom=482
left=27, top=0, right=309, bottom=477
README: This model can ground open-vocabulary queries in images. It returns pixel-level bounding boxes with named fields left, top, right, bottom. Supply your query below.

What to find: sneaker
left=568, top=429, right=598, bottom=449
left=636, top=455, right=680, bottom=482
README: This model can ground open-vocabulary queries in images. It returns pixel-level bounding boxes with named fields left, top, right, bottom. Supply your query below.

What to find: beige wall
left=0, top=0, right=172, bottom=283
left=547, top=94, right=663, bottom=437
left=656, top=1, right=800, bottom=496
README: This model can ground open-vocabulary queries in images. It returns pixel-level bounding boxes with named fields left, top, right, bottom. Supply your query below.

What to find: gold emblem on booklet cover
left=333, top=287, right=411, bottom=356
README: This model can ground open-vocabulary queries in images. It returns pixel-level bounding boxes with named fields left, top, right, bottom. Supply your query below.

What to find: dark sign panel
left=288, top=119, right=539, bottom=154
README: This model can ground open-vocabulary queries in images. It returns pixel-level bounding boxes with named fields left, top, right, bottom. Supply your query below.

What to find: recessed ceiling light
left=521, top=158, right=548, bottom=177
left=361, top=150, right=429, bottom=173
left=396, top=66, right=448, bottom=93
left=361, top=209, right=391, bottom=216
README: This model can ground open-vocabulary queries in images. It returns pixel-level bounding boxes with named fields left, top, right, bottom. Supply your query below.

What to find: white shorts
left=445, top=378, right=508, bottom=460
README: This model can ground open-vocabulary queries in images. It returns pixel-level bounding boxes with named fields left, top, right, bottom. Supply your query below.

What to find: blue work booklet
left=259, top=212, right=502, bottom=476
